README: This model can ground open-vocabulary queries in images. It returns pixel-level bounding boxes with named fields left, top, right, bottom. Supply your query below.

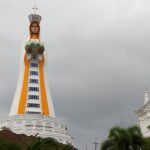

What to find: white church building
left=135, top=88, right=150, bottom=137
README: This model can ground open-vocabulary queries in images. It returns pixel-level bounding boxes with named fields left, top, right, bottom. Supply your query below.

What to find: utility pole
left=93, top=138, right=100, bottom=150
left=85, top=145, right=88, bottom=150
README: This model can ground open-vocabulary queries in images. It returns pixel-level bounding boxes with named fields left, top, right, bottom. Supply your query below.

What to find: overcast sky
left=0, top=0, right=150, bottom=149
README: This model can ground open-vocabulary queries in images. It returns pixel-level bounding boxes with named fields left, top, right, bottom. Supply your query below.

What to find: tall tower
left=0, top=7, right=73, bottom=145
left=9, top=8, right=55, bottom=117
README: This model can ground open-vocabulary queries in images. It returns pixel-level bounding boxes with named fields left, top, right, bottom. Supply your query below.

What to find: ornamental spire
left=144, top=87, right=149, bottom=105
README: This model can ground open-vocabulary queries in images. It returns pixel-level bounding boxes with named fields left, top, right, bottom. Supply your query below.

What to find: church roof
left=135, top=101, right=150, bottom=117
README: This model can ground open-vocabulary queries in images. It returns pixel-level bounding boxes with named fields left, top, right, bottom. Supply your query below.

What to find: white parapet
left=0, top=115, right=73, bottom=145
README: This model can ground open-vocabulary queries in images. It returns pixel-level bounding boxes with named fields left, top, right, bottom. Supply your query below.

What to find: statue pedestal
left=0, top=115, right=73, bottom=145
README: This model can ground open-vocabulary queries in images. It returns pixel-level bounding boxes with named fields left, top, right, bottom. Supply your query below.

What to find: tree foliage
left=0, top=136, right=75, bottom=150
left=0, top=139, right=21, bottom=150
left=101, top=125, right=150, bottom=150
left=26, top=137, right=75, bottom=150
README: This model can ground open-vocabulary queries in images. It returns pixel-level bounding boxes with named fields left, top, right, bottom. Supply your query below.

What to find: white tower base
left=0, top=115, right=73, bottom=145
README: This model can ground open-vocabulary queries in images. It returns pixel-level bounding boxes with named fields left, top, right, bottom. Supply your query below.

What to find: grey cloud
left=0, top=0, right=150, bottom=149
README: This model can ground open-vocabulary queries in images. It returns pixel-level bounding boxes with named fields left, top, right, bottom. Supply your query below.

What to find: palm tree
left=127, top=125, right=143, bottom=149
left=101, top=125, right=143, bottom=150
left=101, top=139, right=114, bottom=150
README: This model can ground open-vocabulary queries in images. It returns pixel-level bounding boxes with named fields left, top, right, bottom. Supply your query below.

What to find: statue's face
left=30, top=22, right=39, bottom=34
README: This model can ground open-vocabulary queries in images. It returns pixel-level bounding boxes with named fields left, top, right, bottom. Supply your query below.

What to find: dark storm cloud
left=0, top=0, right=150, bottom=149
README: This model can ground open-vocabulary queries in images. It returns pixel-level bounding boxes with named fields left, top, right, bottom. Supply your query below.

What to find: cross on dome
left=32, top=4, right=38, bottom=14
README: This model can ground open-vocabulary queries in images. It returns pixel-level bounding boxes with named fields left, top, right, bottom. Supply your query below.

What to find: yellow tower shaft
left=18, top=55, right=29, bottom=114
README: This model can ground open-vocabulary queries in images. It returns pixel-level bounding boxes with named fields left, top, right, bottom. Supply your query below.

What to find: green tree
left=26, top=137, right=58, bottom=150
left=26, top=137, right=74, bottom=150
left=142, top=137, right=150, bottom=150
left=0, top=140, right=21, bottom=150
left=62, top=144, right=74, bottom=150
left=127, top=125, right=143, bottom=149
left=101, top=125, right=143, bottom=150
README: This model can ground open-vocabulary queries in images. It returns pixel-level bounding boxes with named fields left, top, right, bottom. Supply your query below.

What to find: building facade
left=0, top=8, right=73, bottom=145
left=135, top=88, right=150, bottom=137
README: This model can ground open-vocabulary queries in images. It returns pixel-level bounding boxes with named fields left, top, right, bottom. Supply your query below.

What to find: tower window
left=27, top=103, right=40, bottom=108
left=29, top=87, right=39, bottom=91
left=28, top=95, right=39, bottom=100
left=30, top=79, right=38, bottom=84
left=26, top=111, right=41, bottom=114
left=30, top=63, right=38, bottom=67
left=30, top=71, right=38, bottom=75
